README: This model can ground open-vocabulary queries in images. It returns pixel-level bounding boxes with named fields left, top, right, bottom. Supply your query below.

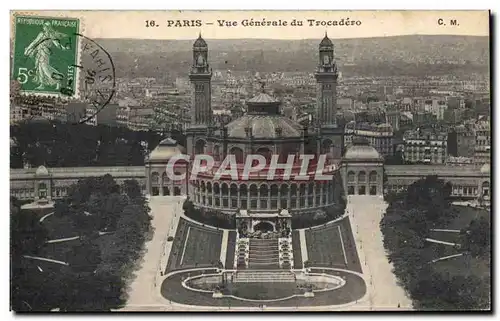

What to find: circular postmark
left=73, top=33, right=116, bottom=124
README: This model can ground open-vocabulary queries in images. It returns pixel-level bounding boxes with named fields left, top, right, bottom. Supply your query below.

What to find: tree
left=123, top=179, right=143, bottom=201
left=380, top=175, right=490, bottom=310
left=12, top=176, right=152, bottom=311
left=67, top=239, right=102, bottom=273
left=11, top=206, right=48, bottom=259
left=10, top=198, right=53, bottom=311
left=459, top=216, right=491, bottom=259
left=10, top=122, right=165, bottom=169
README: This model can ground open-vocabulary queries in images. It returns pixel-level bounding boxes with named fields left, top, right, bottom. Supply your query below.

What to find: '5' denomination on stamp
left=12, top=16, right=80, bottom=97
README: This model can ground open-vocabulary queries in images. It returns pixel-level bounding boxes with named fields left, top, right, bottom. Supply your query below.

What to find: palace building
left=10, top=34, right=490, bottom=209
left=180, top=33, right=343, bottom=216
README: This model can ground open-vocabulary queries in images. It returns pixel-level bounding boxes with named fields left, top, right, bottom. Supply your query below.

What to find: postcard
left=10, top=10, right=491, bottom=312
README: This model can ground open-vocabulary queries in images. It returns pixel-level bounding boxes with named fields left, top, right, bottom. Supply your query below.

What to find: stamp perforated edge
left=11, top=11, right=86, bottom=100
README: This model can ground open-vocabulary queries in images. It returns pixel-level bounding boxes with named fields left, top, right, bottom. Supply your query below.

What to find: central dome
left=225, top=89, right=303, bottom=139
left=226, top=114, right=303, bottom=139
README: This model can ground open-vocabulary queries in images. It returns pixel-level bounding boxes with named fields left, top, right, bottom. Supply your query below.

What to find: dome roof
left=480, top=163, right=490, bottom=174
left=319, top=33, right=333, bottom=47
left=343, top=139, right=382, bottom=161
left=193, top=34, right=207, bottom=48
left=226, top=115, right=303, bottom=139
left=35, top=165, right=49, bottom=176
left=147, top=138, right=186, bottom=162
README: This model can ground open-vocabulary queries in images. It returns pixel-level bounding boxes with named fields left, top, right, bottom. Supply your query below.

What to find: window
left=358, top=171, right=366, bottom=183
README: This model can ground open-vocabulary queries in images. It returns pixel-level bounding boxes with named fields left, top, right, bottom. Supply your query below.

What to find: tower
left=314, top=33, right=343, bottom=159
left=186, top=34, right=213, bottom=156
left=315, top=32, right=338, bottom=127
left=189, top=33, right=212, bottom=126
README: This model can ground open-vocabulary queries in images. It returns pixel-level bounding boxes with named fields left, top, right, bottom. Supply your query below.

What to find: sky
left=11, top=10, right=489, bottom=40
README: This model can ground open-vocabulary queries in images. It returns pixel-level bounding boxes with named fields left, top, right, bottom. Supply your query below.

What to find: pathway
left=219, top=230, right=229, bottom=265
left=425, top=238, right=459, bottom=246
left=125, top=196, right=185, bottom=307
left=430, top=229, right=461, bottom=233
left=347, top=195, right=413, bottom=310
left=298, top=229, right=308, bottom=263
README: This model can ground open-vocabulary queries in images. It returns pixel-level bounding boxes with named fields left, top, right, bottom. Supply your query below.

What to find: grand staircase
left=248, top=238, right=280, bottom=269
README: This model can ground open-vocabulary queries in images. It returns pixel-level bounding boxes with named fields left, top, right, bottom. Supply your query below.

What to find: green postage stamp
left=12, top=15, right=80, bottom=97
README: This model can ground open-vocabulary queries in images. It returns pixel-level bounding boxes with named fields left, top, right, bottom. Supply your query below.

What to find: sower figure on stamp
left=24, top=22, right=69, bottom=90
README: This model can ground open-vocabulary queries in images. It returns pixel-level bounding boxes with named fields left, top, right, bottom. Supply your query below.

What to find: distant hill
left=94, top=35, right=489, bottom=79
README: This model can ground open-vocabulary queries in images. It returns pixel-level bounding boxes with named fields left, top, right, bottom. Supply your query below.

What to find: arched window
left=308, top=182, right=314, bottom=194
left=358, top=171, right=366, bottom=183
left=230, top=183, right=238, bottom=208
left=38, top=182, right=48, bottom=199
left=299, top=184, right=306, bottom=208
left=151, top=172, right=160, bottom=185
left=290, top=184, right=297, bottom=196
left=213, top=183, right=220, bottom=194
left=482, top=181, right=490, bottom=197
left=369, top=171, right=378, bottom=183
left=213, top=145, right=220, bottom=161
left=259, top=184, right=269, bottom=196
left=250, top=184, right=258, bottom=197
left=280, top=184, right=289, bottom=196
left=221, top=183, right=228, bottom=196
left=200, top=181, right=206, bottom=193
left=162, top=172, right=169, bottom=186
left=259, top=184, right=269, bottom=209
left=240, top=184, right=248, bottom=196
left=256, top=147, right=272, bottom=163
left=270, top=184, right=279, bottom=197
left=207, top=182, right=212, bottom=193
left=229, top=147, right=244, bottom=164
left=321, top=139, right=332, bottom=155
left=195, top=139, right=206, bottom=155
left=230, top=183, right=238, bottom=197
left=347, top=171, right=355, bottom=183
